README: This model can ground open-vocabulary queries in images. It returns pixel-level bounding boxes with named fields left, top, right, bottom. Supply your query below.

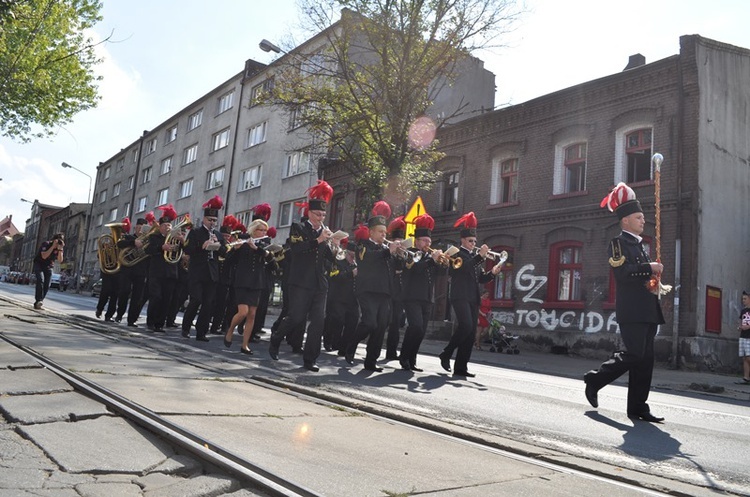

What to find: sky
left=2, top=0, right=749, bottom=232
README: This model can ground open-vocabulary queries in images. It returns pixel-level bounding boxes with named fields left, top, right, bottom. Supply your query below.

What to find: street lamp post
left=61, top=162, right=93, bottom=292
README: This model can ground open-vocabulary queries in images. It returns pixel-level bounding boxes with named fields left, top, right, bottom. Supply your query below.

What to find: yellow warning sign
left=403, top=196, right=426, bottom=242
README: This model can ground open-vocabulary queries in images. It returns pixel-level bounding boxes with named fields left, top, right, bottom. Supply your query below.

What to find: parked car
left=91, top=279, right=103, bottom=297
left=49, top=273, right=61, bottom=289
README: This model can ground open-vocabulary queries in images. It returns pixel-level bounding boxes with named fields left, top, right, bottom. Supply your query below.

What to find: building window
left=206, top=168, right=225, bottom=190
left=96, top=213, right=103, bottom=226
left=247, top=121, right=267, bottom=147
left=549, top=242, right=583, bottom=302
left=236, top=210, right=252, bottom=227
left=127, top=175, right=134, bottom=190
left=329, top=195, right=345, bottom=231
left=489, top=247, right=514, bottom=301
left=109, top=207, right=118, bottom=222
left=103, top=165, right=111, bottom=180
left=116, top=158, right=125, bottom=172
left=141, top=166, right=152, bottom=184
left=239, top=165, right=261, bottom=191
left=564, top=143, right=586, bottom=193
left=626, top=128, right=653, bottom=183
left=218, top=91, right=234, bottom=114
left=157, top=188, right=168, bottom=206
left=166, top=125, right=177, bottom=143
left=443, top=171, right=459, bottom=212
left=288, top=106, right=305, bottom=130
left=98, top=190, right=107, bottom=204
left=250, top=78, right=274, bottom=106
left=284, top=151, right=310, bottom=178
left=491, top=158, right=518, bottom=205
left=279, top=198, right=305, bottom=227
left=145, top=138, right=157, bottom=156
left=131, top=149, right=138, bottom=163
left=212, top=128, right=231, bottom=152
left=160, top=156, right=172, bottom=175
left=124, top=202, right=130, bottom=217
left=179, top=179, right=193, bottom=199
left=112, top=183, right=121, bottom=198
left=187, top=109, right=203, bottom=131
left=184, top=144, right=198, bottom=165
left=136, top=196, right=147, bottom=213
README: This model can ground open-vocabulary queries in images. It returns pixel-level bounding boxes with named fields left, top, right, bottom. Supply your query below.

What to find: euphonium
left=164, top=214, right=193, bottom=264
left=119, top=223, right=158, bottom=267
left=97, top=222, right=123, bottom=274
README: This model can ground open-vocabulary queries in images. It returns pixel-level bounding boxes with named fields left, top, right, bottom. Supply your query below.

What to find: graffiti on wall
left=503, top=263, right=619, bottom=334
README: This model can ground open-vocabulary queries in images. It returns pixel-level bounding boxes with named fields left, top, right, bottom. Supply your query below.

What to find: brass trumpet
left=382, top=238, right=413, bottom=259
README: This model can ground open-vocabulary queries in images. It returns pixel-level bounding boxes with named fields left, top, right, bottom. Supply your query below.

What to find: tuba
left=164, top=214, right=193, bottom=264
left=119, top=223, right=158, bottom=267
left=97, top=222, right=123, bottom=274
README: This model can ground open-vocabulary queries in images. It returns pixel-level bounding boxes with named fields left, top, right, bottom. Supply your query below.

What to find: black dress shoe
left=127, top=323, right=138, bottom=328
left=363, top=364, right=383, bottom=372
left=269, top=343, right=280, bottom=360
left=104, top=317, right=114, bottom=323
left=165, top=322, right=177, bottom=328
left=181, top=329, right=190, bottom=338
left=251, top=335, right=261, bottom=343
left=95, top=311, right=102, bottom=319
left=324, top=344, right=333, bottom=352
left=410, top=366, right=424, bottom=372
left=583, top=371, right=599, bottom=408
left=304, top=362, right=320, bottom=372
left=153, top=326, right=164, bottom=333
left=439, top=352, right=451, bottom=372
left=399, top=359, right=412, bottom=371
left=453, top=371, right=476, bottom=378
left=240, top=347, right=254, bottom=355
left=196, top=336, right=209, bottom=342
left=114, top=317, right=122, bottom=323
left=384, top=354, right=398, bottom=362
left=223, top=337, right=232, bottom=348
left=344, top=353, right=355, bottom=365
left=628, top=412, right=664, bottom=423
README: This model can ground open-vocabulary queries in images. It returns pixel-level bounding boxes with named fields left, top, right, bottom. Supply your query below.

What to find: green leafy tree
left=0, top=0, right=103, bottom=142
left=267, top=0, right=523, bottom=208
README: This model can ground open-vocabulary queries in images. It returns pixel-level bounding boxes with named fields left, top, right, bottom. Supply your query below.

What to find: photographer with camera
left=32, top=233, right=65, bottom=310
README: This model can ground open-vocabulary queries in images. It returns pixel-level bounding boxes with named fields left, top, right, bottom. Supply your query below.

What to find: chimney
left=623, top=53, right=646, bottom=71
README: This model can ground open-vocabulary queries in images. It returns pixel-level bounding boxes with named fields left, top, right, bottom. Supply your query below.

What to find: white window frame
left=157, top=188, right=169, bottom=206
left=108, top=207, right=118, bottom=222
left=141, top=166, right=152, bottom=184
left=552, top=138, right=587, bottom=195
left=206, top=168, right=225, bottom=190
left=283, top=151, right=310, bottom=178
left=218, top=91, right=234, bottom=114
left=187, top=109, right=203, bottom=131
left=103, top=166, right=111, bottom=180
left=136, top=196, right=147, bottom=213
left=131, top=149, right=138, bottom=163
left=96, top=213, right=103, bottom=226
left=160, top=156, right=172, bottom=175
left=278, top=198, right=306, bottom=227
left=116, top=158, right=124, bottom=171
left=99, top=190, right=107, bottom=204
left=112, top=182, right=121, bottom=198
left=490, top=155, right=519, bottom=205
left=166, top=125, right=177, bottom=143
left=179, top=179, right=193, bottom=199
left=614, top=123, right=654, bottom=184
left=212, top=128, right=231, bottom=152
left=127, top=175, right=134, bottom=190
left=239, top=165, right=262, bottom=191
left=184, top=144, right=198, bottom=165
left=145, top=138, right=157, bottom=156
left=124, top=202, right=131, bottom=217
left=250, top=78, right=274, bottom=106
left=247, top=121, right=267, bottom=147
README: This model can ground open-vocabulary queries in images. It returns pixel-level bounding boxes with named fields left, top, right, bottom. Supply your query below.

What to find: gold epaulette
left=329, top=268, right=340, bottom=277
left=290, top=234, right=304, bottom=243
left=608, top=239, right=625, bottom=267
left=358, top=245, right=366, bottom=261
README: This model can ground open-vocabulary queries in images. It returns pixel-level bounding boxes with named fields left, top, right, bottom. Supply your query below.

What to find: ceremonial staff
left=649, top=153, right=672, bottom=297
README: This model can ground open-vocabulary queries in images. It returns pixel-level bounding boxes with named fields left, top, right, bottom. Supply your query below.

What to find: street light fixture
left=259, top=39, right=282, bottom=54
left=60, top=162, right=93, bottom=292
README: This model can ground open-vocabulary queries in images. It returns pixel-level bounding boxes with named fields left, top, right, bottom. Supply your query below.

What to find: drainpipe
left=671, top=55, right=685, bottom=369
left=223, top=68, right=247, bottom=216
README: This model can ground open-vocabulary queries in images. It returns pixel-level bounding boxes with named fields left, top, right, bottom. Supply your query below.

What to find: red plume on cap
left=222, top=215, right=239, bottom=230
left=295, top=201, right=309, bottom=217
left=267, top=226, right=277, bottom=239
left=251, top=203, right=272, bottom=221
left=453, top=212, right=477, bottom=229
left=414, top=213, right=435, bottom=231
left=354, top=224, right=370, bottom=241
left=121, top=217, right=131, bottom=234
left=202, top=195, right=224, bottom=210
left=235, top=222, right=247, bottom=234
left=371, top=200, right=392, bottom=219
left=306, top=180, right=334, bottom=202
left=158, top=204, right=178, bottom=222
left=144, top=211, right=156, bottom=225
left=600, top=182, right=636, bottom=212
left=387, top=216, right=406, bottom=234
left=340, top=236, right=349, bottom=246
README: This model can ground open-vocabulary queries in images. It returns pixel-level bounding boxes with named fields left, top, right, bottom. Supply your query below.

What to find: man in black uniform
left=182, top=195, right=228, bottom=342
left=33, top=233, right=64, bottom=309
left=324, top=237, right=359, bottom=354
left=345, top=201, right=400, bottom=372
left=209, top=215, right=239, bottom=335
left=400, top=213, right=443, bottom=372
left=438, top=212, right=502, bottom=378
left=269, top=181, right=335, bottom=372
left=385, top=216, right=406, bottom=361
left=584, top=183, right=665, bottom=423
left=145, top=205, right=181, bottom=333
left=116, top=217, right=151, bottom=327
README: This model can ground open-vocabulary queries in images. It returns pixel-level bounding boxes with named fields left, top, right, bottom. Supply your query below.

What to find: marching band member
left=131, top=211, right=157, bottom=324
left=324, top=236, right=359, bottom=354
left=269, top=180, right=335, bottom=372
left=224, top=219, right=275, bottom=355
left=248, top=204, right=275, bottom=343
left=115, top=217, right=150, bottom=327
left=181, top=195, right=228, bottom=342
left=145, top=205, right=181, bottom=333
left=344, top=201, right=400, bottom=372
left=399, top=213, right=442, bottom=372
left=385, top=216, right=407, bottom=361
left=209, top=214, right=240, bottom=336
left=438, top=212, right=503, bottom=378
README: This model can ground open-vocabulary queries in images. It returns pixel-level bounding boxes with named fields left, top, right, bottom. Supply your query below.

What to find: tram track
left=0, top=295, right=729, bottom=496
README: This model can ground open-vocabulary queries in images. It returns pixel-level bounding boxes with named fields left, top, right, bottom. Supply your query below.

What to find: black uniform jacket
left=608, top=231, right=665, bottom=325
left=355, top=239, right=393, bottom=297
left=449, top=246, right=494, bottom=304
left=228, top=242, right=271, bottom=291
left=287, top=221, right=334, bottom=291
left=145, top=232, right=178, bottom=280
left=184, top=225, right=227, bottom=283
left=117, top=232, right=149, bottom=276
left=402, top=248, right=438, bottom=303
left=328, top=257, right=358, bottom=304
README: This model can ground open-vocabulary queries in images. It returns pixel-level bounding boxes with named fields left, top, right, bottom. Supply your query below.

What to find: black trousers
left=401, top=300, right=432, bottom=367
left=325, top=297, right=359, bottom=353
left=251, top=288, right=272, bottom=338
left=443, top=299, right=478, bottom=374
left=116, top=269, right=146, bottom=325
left=586, top=322, right=658, bottom=415
left=96, top=273, right=120, bottom=319
left=209, top=282, right=231, bottom=333
left=183, top=279, right=217, bottom=338
left=349, top=293, right=391, bottom=367
left=147, top=277, right=176, bottom=328
left=271, top=285, right=327, bottom=364
left=166, top=275, right=189, bottom=326
left=33, top=266, right=51, bottom=303
left=386, top=299, right=404, bottom=358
